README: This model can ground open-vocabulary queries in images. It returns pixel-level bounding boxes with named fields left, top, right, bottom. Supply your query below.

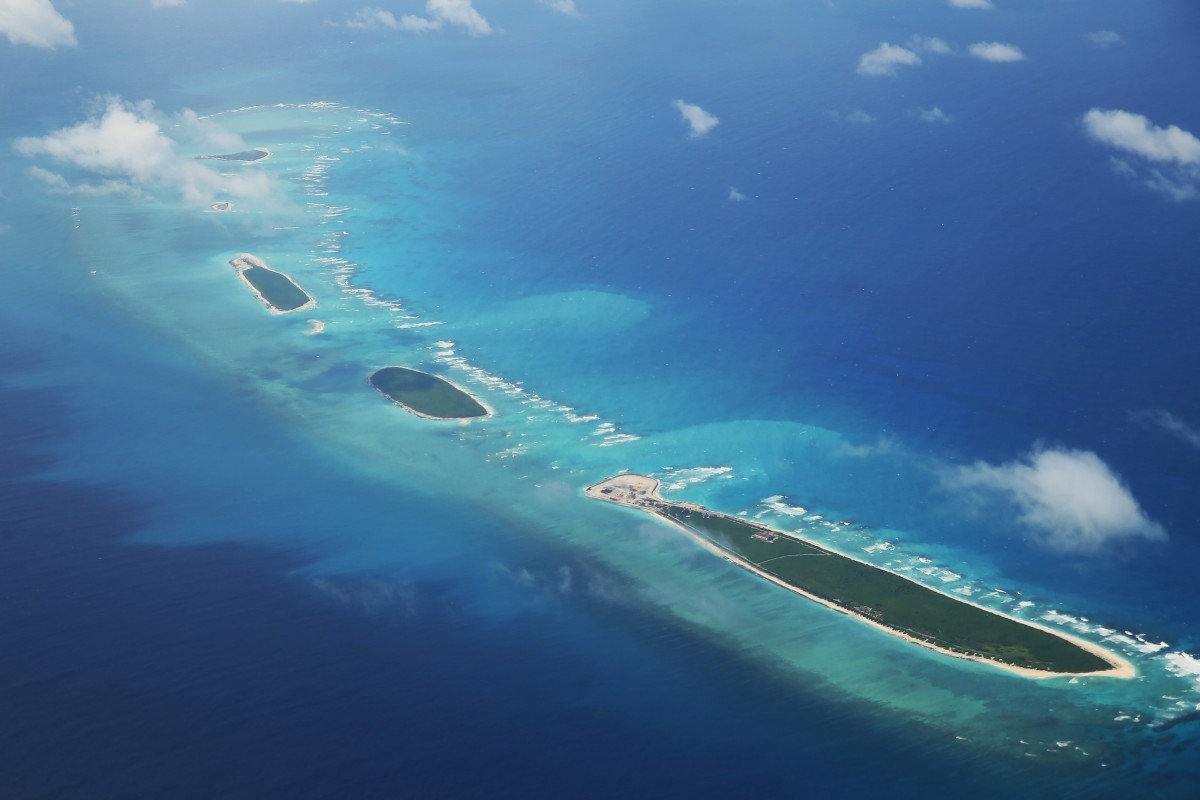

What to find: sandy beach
left=229, top=253, right=316, bottom=315
left=586, top=475, right=1136, bottom=680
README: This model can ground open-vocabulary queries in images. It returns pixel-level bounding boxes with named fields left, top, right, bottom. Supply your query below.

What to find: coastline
left=368, top=369, right=494, bottom=422
left=585, top=475, right=1136, bottom=681
left=229, top=253, right=316, bottom=314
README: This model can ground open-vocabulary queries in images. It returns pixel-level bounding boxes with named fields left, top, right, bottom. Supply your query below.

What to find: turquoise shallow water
left=3, top=1, right=1200, bottom=795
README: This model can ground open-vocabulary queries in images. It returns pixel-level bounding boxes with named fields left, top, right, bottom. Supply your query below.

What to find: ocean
left=2, top=0, right=1199, bottom=796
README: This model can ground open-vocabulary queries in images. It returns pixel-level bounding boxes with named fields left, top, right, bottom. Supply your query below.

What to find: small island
left=370, top=366, right=491, bottom=421
left=197, top=147, right=271, bottom=163
left=586, top=475, right=1135, bottom=679
left=230, top=253, right=315, bottom=314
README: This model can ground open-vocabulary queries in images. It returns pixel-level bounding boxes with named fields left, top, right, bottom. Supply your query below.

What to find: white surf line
left=289, top=108, right=645, bottom=450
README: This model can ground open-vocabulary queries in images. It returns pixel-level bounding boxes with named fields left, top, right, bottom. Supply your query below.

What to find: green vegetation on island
left=587, top=475, right=1127, bottom=677
left=370, top=366, right=490, bottom=420
left=240, top=265, right=313, bottom=312
left=661, top=506, right=1112, bottom=674
left=198, top=148, right=270, bottom=162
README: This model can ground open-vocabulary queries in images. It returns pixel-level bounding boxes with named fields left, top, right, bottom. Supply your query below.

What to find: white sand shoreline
left=585, top=474, right=1136, bottom=681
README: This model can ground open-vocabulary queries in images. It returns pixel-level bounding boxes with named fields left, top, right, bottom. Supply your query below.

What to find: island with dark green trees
left=586, top=475, right=1135, bottom=679
left=230, top=253, right=315, bottom=314
left=198, top=147, right=271, bottom=162
left=370, top=366, right=491, bottom=421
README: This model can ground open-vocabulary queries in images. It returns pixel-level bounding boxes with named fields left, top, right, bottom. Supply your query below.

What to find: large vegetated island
left=370, top=366, right=491, bottom=421
left=586, top=475, right=1134, bottom=679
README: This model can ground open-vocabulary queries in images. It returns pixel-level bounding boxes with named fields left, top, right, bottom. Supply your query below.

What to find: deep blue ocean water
left=3, top=0, right=1200, bottom=796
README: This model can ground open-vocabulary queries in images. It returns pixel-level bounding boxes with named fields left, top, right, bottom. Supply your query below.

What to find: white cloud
left=0, top=0, right=77, bottom=48
left=397, top=14, right=441, bottom=32
left=728, top=187, right=747, bottom=202
left=151, top=0, right=186, bottom=8
left=1108, top=157, right=1137, bottom=177
left=343, top=1, right=492, bottom=36
left=949, top=0, right=993, bottom=8
left=950, top=447, right=1166, bottom=554
left=27, top=165, right=132, bottom=196
left=1082, top=109, right=1200, bottom=165
left=1082, top=108, right=1200, bottom=200
left=673, top=99, right=719, bottom=138
left=829, top=108, right=876, bottom=125
left=280, top=0, right=319, bottom=4
left=344, top=8, right=441, bottom=32
left=1143, top=170, right=1199, bottom=201
left=909, top=106, right=952, bottom=123
left=1086, top=30, right=1124, bottom=48
left=908, top=35, right=952, bottom=55
left=1131, top=409, right=1200, bottom=450
left=13, top=97, right=273, bottom=205
left=968, top=41, right=1026, bottom=62
left=539, top=0, right=579, bottom=16
left=857, top=43, right=921, bottom=77
left=427, top=0, right=492, bottom=36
